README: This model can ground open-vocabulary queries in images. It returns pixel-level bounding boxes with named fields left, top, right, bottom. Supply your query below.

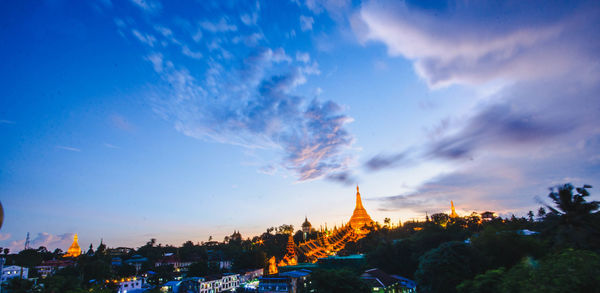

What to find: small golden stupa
left=63, top=233, right=81, bottom=258
left=348, top=185, right=374, bottom=234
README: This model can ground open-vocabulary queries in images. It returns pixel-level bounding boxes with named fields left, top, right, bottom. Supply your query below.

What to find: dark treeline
left=333, top=183, right=600, bottom=293
left=2, top=183, right=600, bottom=293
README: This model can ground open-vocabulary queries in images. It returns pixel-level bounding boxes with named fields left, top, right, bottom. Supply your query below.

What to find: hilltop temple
left=63, top=234, right=81, bottom=258
left=294, top=186, right=375, bottom=263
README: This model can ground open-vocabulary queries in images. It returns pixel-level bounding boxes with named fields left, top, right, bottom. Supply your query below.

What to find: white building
left=200, top=273, right=240, bottom=293
left=1, top=265, right=29, bottom=283
left=117, top=277, right=144, bottom=293
left=164, top=274, right=240, bottom=293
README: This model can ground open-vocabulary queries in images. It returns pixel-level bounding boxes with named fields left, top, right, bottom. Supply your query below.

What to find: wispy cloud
left=199, top=18, right=237, bottom=33
left=300, top=15, right=314, bottom=31
left=365, top=152, right=409, bottom=171
left=56, top=145, right=81, bottom=152
left=132, top=29, right=157, bottom=47
left=129, top=0, right=161, bottom=13
left=110, top=114, right=134, bottom=131
left=0, top=119, right=15, bottom=124
left=0, top=233, right=11, bottom=241
left=326, top=171, right=356, bottom=185
left=103, top=143, right=120, bottom=149
left=149, top=44, right=353, bottom=180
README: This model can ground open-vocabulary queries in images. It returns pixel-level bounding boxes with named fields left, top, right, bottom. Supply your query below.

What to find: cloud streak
left=56, top=146, right=81, bottom=152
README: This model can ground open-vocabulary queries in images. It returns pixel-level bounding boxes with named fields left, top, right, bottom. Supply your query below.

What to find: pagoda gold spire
left=349, top=185, right=374, bottom=234
left=450, top=201, right=459, bottom=218
left=63, top=233, right=81, bottom=258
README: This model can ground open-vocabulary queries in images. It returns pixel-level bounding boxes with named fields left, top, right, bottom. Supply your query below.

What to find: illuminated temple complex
left=294, top=186, right=375, bottom=263
left=63, top=233, right=81, bottom=258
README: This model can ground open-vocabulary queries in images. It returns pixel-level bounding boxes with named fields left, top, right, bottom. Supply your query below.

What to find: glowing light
left=63, top=234, right=81, bottom=258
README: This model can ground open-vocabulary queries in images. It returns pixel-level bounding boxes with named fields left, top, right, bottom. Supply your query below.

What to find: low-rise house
left=481, top=211, right=497, bottom=221
left=165, top=274, right=240, bottom=293
left=111, top=257, right=123, bottom=266
left=1, top=265, right=28, bottom=283
left=258, top=269, right=311, bottom=293
left=239, top=268, right=263, bottom=283
left=201, top=273, right=240, bottom=292
left=361, top=268, right=416, bottom=293
left=207, top=250, right=233, bottom=271
left=35, top=259, right=75, bottom=278
left=390, top=275, right=417, bottom=292
left=155, top=254, right=192, bottom=271
left=108, top=247, right=134, bottom=256
left=125, top=255, right=148, bottom=273
left=117, top=277, right=145, bottom=293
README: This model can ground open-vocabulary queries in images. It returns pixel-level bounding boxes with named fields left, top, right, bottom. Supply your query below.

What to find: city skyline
left=1, top=0, right=599, bottom=252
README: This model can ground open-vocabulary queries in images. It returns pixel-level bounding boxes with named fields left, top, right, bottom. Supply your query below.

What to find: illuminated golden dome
left=63, top=234, right=81, bottom=258
left=348, top=186, right=374, bottom=233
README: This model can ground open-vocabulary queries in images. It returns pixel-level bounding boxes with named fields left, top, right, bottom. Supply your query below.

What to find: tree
left=307, top=269, right=370, bottom=293
left=186, top=262, right=209, bottom=277
left=526, top=249, right=600, bottom=292
left=4, top=278, right=35, bottom=293
left=544, top=184, right=600, bottom=249
left=430, top=213, right=450, bottom=227
left=367, top=240, right=417, bottom=278
left=457, top=268, right=505, bottom=293
left=471, top=228, right=545, bottom=270
left=537, top=207, right=546, bottom=218
left=82, top=259, right=111, bottom=283
left=415, top=241, right=483, bottom=293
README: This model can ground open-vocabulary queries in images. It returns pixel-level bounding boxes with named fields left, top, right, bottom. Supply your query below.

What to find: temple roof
left=302, top=216, right=312, bottom=228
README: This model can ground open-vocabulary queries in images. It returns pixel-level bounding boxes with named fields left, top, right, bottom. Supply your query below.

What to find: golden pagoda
left=278, top=234, right=298, bottom=267
left=348, top=185, right=374, bottom=234
left=450, top=201, right=459, bottom=218
left=63, top=233, right=81, bottom=258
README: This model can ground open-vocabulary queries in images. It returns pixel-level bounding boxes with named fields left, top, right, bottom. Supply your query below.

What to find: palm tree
left=544, top=184, right=600, bottom=249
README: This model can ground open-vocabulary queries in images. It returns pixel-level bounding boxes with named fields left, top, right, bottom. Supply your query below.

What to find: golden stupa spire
left=63, top=233, right=81, bottom=258
left=349, top=185, right=374, bottom=233
left=450, top=201, right=459, bottom=218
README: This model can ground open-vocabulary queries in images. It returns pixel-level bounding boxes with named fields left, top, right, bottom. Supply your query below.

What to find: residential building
left=1, top=265, right=28, bottom=283
left=239, top=268, right=263, bottom=283
left=117, top=277, right=144, bottom=293
left=35, top=259, right=75, bottom=278
left=361, top=268, right=416, bottom=293
left=155, top=254, right=192, bottom=271
left=164, top=274, right=241, bottom=293
left=258, top=269, right=311, bottom=293
left=481, top=211, right=497, bottom=221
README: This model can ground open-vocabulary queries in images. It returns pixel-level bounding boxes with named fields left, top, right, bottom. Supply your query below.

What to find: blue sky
left=1, top=0, right=599, bottom=251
